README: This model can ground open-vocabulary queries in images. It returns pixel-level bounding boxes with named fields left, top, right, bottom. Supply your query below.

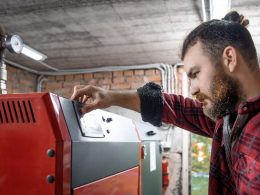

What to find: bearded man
left=71, top=11, right=260, bottom=195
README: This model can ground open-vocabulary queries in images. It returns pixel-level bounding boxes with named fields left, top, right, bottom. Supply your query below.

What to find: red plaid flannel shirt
left=162, top=93, right=260, bottom=195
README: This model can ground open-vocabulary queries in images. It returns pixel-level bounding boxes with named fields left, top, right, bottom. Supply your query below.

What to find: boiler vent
left=0, top=100, right=36, bottom=124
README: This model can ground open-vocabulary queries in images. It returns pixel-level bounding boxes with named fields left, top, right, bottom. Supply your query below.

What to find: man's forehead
left=182, top=42, right=215, bottom=73
left=183, top=56, right=196, bottom=73
left=183, top=43, right=202, bottom=69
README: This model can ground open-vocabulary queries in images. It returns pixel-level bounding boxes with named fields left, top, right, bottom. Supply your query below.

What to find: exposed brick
left=7, top=66, right=37, bottom=93
left=65, top=75, right=74, bottom=81
left=133, top=76, right=145, bottom=82
left=100, top=85, right=110, bottom=90
left=79, top=79, right=92, bottom=85
left=103, top=72, right=112, bottom=78
left=84, top=73, right=93, bottom=79
left=113, top=71, right=123, bottom=77
left=155, top=69, right=161, bottom=75
left=93, top=72, right=104, bottom=78
left=126, top=77, right=135, bottom=83
left=8, top=66, right=17, bottom=73
left=74, top=74, right=83, bottom=80
left=144, top=75, right=161, bottom=82
left=113, top=77, right=125, bottom=83
left=124, top=70, right=134, bottom=76
left=63, top=81, right=80, bottom=88
left=131, top=82, right=144, bottom=89
left=134, top=70, right=144, bottom=75
left=56, top=75, right=65, bottom=81
left=46, top=76, right=55, bottom=81
left=153, top=81, right=162, bottom=86
left=87, top=79, right=98, bottom=85
left=20, top=79, right=34, bottom=87
left=111, top=83, right=131, bottom=90
left=7, top=67, right=172, bottom=99
left=145, top=69, right=155, bottom=75
left=53, top=88, right=73, bottom=98
left=45, top=81, right=63, bottom=90
left=99, top=78, right=112, bottom=85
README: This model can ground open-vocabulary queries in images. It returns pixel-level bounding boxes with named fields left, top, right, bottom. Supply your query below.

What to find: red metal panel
left=0, top=93, right=71, bottom=195
left=74, top=167, right=139, bottom=195
left=45, top=94, right=72, bottom=195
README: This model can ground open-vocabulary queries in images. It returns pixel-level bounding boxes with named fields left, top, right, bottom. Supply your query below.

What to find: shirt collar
left=237, top=94, right=260, bottom=115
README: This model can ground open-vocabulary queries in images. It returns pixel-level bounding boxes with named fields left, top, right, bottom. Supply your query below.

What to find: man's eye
left=193, top=71, right=199, bottom=78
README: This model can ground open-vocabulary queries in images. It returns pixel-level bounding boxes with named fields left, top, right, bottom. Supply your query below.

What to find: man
left=71, top=11, right=260, bottom=194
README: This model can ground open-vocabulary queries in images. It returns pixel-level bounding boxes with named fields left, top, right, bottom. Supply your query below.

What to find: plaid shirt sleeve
left=162, top=93, right=216, bottom=138
left=231, top=97, right=260, bottom=194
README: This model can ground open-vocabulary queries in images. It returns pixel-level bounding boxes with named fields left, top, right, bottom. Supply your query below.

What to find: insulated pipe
left=0, top=26, right=7, bottom=94
left=36, top=75, right=48, bottom=92
left=38, top=61, right=59, bottom=71
left=173, top=63, right=184, bottom=94
left=43, top=63, right=168, bottom=92
left=167, top=64, right=174, bottom=93
left=5, top=59, right=171, bottom=92
left=169, top=65, right=174, bottom=93
left=201, top=0, right=207, bottom=22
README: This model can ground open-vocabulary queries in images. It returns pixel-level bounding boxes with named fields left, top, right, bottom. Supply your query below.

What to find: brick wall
left=6, top=66, right=37, bottom=94
left=6, top=66, right=185, bottom=98
left=41, top=69, right=162, bottom=98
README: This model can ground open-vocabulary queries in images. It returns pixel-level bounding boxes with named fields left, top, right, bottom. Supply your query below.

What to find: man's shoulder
left=245, top=111, right=260, bottom=131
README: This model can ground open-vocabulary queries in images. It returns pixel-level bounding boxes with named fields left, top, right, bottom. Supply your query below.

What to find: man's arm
left=71, top=85, right=140, bottom=113
left=71, top=82, right=215, bottom=137
left=162, top=93, right=216, bottom=137
left=71, top=82, right=163, bottom=127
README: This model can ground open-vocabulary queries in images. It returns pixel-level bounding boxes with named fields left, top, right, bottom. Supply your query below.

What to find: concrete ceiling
left=0, top=0, right=260, bottom=72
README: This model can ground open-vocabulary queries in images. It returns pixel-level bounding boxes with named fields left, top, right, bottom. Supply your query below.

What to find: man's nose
left=190, top=81, right=199, bottom=96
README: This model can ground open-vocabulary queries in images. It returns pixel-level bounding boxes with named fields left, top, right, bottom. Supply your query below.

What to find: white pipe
left=38, top=61, right=59, bottom=71
left=201, top=0, right=207, bottom=22
left=4, top=59, right=40, bottom=74
left=169, top=64, right=174, bottom=93
left=158, top=63, right=167, bottom=90
left=5, top=59, right=176, bottom=96
left=0, top=62, right=7, bottom=94
left=182, top=71, right=190, bottom=195
left=173, top=63, right=184, bottom=94
left=6, top=58, right=164, bottom=76
left=36, top=75, right=48, bottom=92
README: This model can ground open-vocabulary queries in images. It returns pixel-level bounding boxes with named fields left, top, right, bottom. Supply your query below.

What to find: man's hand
left=70, top=85, right=141, bottom=114
left=71, top=85, right=112, bottom=114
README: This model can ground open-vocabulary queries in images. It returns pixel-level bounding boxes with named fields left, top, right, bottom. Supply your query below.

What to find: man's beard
left=197, top=70, right=243, bottom=121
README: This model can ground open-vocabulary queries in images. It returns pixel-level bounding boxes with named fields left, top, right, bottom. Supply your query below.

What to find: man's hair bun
left=223, top=11, right=249, bottom=27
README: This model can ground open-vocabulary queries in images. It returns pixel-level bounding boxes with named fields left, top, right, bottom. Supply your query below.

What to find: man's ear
left=222, top=46, right=238, bottom=73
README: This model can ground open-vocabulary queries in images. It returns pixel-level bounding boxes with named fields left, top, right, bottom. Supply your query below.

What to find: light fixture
left=4, top=34, right=47, bottom=61
left=21, top=44, right=47, bottom=61
left=210, top=0, right=231, bottom=19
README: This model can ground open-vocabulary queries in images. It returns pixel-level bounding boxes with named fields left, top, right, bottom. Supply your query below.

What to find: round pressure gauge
left=5, top=34, right=24, bottom=54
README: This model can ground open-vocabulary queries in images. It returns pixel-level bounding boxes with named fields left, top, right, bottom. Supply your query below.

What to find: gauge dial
left=5, top=34, right=24, bottom=54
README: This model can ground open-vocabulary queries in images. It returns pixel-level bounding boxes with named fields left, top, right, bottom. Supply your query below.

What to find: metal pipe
left=5, top=59, right=176, bottom=95
left=4, top=59, right=40, bottom=74
left=173, top=63, right=184, bottom=94
left=169, top=64, right=174, bottom=93
left=5, top=59, right=171, bottom=92
left=0, top=26, right=7, bottom=94
left=201, top=0, right=207, bottom=22
left=38, top=61, right=59, bottom=71
left=0, top=59, right=7, bottom=94
left=36, top=75, right=48, bottom=92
